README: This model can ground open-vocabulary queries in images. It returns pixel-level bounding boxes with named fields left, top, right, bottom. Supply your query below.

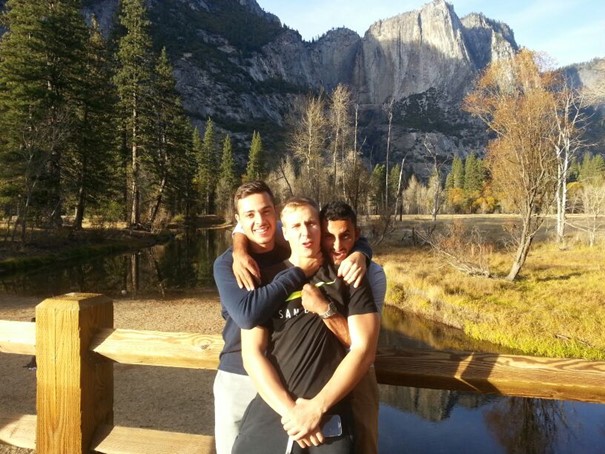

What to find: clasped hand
left=281, top=398, right=325, bottom=448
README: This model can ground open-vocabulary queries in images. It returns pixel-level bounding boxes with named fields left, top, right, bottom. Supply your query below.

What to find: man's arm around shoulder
left=214, top=251, right=306, bottom=329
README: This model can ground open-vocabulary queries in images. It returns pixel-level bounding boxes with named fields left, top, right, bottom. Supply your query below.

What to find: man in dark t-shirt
left=232, top=198, right=380, bottom=454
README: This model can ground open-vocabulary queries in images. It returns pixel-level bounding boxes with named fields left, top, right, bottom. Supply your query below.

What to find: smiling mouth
left=254, top=225, right=270, bottom=234
left=331, top=251, right=347, bottom=262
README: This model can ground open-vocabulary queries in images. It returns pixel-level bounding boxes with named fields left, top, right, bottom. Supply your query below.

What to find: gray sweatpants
left=213, top=369, right=257, bottom=454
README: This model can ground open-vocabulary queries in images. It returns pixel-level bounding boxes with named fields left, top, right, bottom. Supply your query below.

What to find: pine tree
left=113, top=0, right=155, bottom=227
left=192, top=127, right=205, bottom=214
left=450, top=156, right=465, bottom=189
left=0, top=0, right=90, bottom=235
left=67, top=16, right=120, bottom=229
left=216, top=135, right=238, bottom=218
left=197, top=118, right=218, bottom=213
left=464, top=154, right=485, bottom=212
left=244, top=131, right=264, bottom=182
left=147, top=47, right=192, bottom=227
left=579, top=152, right=605, bottom=184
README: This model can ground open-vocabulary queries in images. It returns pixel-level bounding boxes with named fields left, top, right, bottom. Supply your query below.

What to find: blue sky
left=255, top=0, right=604, bottom=67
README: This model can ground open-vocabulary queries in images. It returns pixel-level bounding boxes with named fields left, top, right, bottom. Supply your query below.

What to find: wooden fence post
left=36, top=293, right=114, bottom=454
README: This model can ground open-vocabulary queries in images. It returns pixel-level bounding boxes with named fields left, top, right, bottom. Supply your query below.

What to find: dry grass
left=372, top=215, right=605, bottom=360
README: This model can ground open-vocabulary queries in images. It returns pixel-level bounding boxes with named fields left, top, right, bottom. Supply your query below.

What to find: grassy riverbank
left=375, top=217, right=605, bottom=360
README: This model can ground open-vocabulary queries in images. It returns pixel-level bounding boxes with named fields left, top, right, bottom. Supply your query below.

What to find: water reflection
left=378, top=306, right=605, bottom=453
left=486, top=398, right=570, bottom=454
left=0, top=228, right=231, bottom=298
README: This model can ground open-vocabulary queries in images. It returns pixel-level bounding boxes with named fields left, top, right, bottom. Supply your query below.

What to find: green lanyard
left=285, top=280, right=336, bottom=302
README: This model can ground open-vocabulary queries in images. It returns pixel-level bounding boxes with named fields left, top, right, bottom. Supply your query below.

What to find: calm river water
left=1, top=228, right=604, bottom=453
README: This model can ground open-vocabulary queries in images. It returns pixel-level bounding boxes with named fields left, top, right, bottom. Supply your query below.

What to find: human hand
left=281, top=398, right=324, bottom=441
left=301, top=284, right=329, bottom=315
left=297, top=251, right=323, bottom=278
left=294, top=429, right=324, bottom=448
left=232, top=250, right=260, bottom=290
left=337, top=251, right=366, bottom=287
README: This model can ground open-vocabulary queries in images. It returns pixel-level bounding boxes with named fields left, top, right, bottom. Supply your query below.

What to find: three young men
left=213, top=182, right=372, bottom=454
left=232, top=197, right=380, bottom=453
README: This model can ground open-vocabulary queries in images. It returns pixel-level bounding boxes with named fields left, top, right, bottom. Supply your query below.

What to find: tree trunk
left=555, top=151, right=569, bottom=243
left=385, top=110, right=392, bottom=208
left=506, top=220, right=535, bottom=281
left=130, top=141, right=140, bottom=227
left=48, top=147, right=63, bottom=229
left=73, top=183, right=85, bottom=230
left=149, top=174, right=167, bottom=228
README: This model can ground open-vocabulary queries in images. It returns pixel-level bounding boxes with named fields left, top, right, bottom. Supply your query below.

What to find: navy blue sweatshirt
left=213, top=246, right=307, bottom=374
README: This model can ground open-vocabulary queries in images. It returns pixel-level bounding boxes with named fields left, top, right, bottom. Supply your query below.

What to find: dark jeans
left=232, top=395, right=354, bottom=454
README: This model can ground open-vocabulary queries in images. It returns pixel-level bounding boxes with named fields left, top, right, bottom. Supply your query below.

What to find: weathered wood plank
left=91, top=329, right=223, bottom=370
left=375, top=348, right=605, bottom=404
left=92, top=425, right=214, bottom=454
left=0, top=413, right=36, bottom=449
left=0, top=320, right=35, bottom=355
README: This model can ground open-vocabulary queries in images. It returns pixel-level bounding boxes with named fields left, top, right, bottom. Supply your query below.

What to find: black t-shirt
left=261, top=262, right=377, bottom=399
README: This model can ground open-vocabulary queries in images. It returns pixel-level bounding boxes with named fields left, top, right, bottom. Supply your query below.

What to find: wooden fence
left=2, top=293, right=605, bottom=453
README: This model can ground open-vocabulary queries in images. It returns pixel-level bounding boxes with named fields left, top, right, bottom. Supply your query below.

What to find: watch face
left=321, top=302, right=337, bottom=319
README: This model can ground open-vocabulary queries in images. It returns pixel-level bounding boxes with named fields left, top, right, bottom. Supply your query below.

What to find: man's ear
left=235, top=213, right=240, bottom=224
left=355, top=227, right=361, bottom=241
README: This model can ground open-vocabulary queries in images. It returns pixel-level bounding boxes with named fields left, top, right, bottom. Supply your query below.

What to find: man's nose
left=254, top=212, right=263, bottom=223
left=334, top=237, right=342, bottom=251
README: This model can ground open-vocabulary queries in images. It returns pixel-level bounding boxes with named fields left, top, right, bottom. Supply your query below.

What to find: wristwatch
left=319, top=302, right=338, bottom=319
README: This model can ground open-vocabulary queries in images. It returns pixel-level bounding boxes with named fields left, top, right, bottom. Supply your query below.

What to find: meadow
left=374, top=214, right=605, bottom=360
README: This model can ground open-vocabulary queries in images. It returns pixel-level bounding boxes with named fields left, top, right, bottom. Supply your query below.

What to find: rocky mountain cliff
left=2, top=0, right=603, bottom=175
left=145, top=0, right=524, bottom=173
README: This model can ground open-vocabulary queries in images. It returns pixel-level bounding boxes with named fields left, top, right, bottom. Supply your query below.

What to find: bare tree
left=567, top=176, right=605, bottom=247
left=289, top=95, right=328, bottom=203
left=384, top=98, right=394, bottom=207
left=423, top=141, right=445, bottom=222
left=552, top=81, right=588, bottom=243
left=328, top=84, right=352, bottom=197
left=394, top=155, right=408, bottom=221
left=464, top=50, right=559, bottom=281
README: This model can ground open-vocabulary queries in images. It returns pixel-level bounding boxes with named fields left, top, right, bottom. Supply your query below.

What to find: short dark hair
left=320, top=201, right=357, bottom=227
left=280, top=197, right=319, bottom=221
left=233, top=180, right=275, bottom=211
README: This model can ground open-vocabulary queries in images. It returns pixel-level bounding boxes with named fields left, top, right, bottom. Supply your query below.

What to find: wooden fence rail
left=2, top=293, right=605, bottom=453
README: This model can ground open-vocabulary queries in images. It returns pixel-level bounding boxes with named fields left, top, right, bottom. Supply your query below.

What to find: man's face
left=322, top=218, right=359, bottom=266
left=235, top=192, right=277, bottom=252
left=282, top=205, right=321, bottom=259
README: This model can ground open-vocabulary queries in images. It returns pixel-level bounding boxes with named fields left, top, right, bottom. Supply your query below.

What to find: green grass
left=375, top=219, right=605, bottom=360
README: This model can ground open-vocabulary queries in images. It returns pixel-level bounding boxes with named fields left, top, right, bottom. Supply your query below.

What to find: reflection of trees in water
left=380, top=384, right=495, bottom=422
left=0, top=228, right=232, bottom=298
left=485, top=398, right=571, bottom=454
left=380, top=305, right=521, bottom=354
left=124, top=228, right=230, bottom=296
